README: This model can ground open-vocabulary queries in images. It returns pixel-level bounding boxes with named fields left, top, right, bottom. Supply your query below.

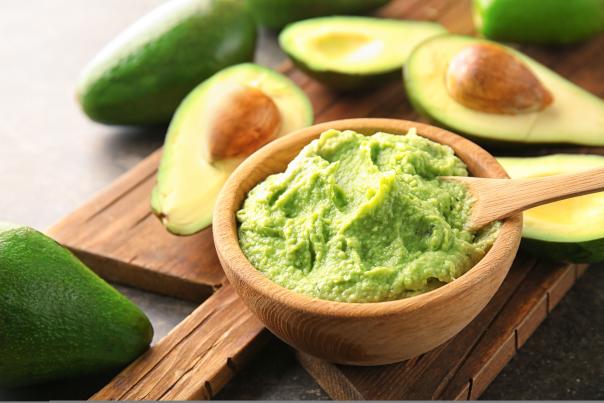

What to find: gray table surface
left=0, top=1, right=602, bottom=400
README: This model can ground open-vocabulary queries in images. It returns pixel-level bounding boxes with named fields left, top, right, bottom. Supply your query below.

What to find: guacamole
left=237, top=129, right=499, bottom=303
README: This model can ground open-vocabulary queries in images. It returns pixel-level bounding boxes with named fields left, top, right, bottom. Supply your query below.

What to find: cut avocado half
left=405, top=35, right=604, bottom=146
left=246, top=0, right=392, bottom=30
left=280, top=16, right=447, bottom=91
left=498, top=154, right=604, bottom=262
left=151, top=63, right=313, bottom=235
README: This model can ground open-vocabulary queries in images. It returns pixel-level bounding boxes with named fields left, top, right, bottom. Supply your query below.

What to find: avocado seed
left=206, top=83, right=282, bottom=162
left=446, top=43, right=553, bottom=115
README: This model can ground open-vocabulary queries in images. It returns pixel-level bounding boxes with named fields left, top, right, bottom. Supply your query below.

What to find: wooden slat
left=91, top=283, right=268, bottom=400
left=298, top=253, right=538, bottom=400
left=441, top=261, right=576, bottom=400
left=44, top=0, right=603, bottom=400
left=298, top=257, right=579, bottom=400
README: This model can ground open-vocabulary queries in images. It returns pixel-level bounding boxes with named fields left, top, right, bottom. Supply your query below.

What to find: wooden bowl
left=213, top=118, right=522, bottom=365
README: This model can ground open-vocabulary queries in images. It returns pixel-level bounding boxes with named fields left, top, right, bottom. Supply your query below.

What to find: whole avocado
left=246, top=0, right=391, bottom=30
left=474, top=0, right=604, bottom=44
left=0, top=223, right=153, bottom=387
left=77, top=0, right=257, bottom=125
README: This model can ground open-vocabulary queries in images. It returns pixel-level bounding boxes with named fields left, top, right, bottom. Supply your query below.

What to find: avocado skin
left=521, top=237, right=604, bottom=263
left=0, top=226, right=153, bottom=388
left=474, top=0, right=604, bottom=44
left=78, top=0, right=257, bottom=125
left=246, top=0, right=390, bottom=30
left=288, top=55, right=399, bottom=92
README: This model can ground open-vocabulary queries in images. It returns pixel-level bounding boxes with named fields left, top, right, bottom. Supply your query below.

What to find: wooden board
left=45, top=0, right=604, bottom=400
left=298, top=260, right=587, bottom=400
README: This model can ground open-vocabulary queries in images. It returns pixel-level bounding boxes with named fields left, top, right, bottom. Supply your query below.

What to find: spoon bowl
left=213, top=118, right=522, bottom=365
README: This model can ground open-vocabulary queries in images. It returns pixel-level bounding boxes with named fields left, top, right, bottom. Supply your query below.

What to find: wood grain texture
left=299, top=257, right=581, bottom=400
left=213, top=118, right=522, bottom=366
left=43, top=0, right=604, bottom=399
left=91, top=283, right=268, bottom=400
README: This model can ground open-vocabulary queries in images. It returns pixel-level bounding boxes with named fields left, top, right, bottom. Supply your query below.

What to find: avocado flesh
left=498, top=155, right=604, bottom=262
left=246, top=0, right=391, bottom=30
left=474, top=0, right=604, bottom=45
left=280, top=17, right=446, bottom=91
left=0, top=224, right=153, bottom=387
left=77, top=0, right=257, bottom=125
left=405, top=35, right=604, bottom=146
left=151, top=63, right=314, bottom=235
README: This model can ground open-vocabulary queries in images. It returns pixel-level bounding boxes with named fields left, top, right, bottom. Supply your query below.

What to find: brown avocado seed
left=206, top=83, right=282, bottom=162
left=446, top=43, right=553, bottom=115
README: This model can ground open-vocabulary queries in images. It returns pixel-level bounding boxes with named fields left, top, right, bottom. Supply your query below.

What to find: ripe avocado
left=77, top=0, right=257, bottom=125
left=474, top=0, right=604, bottom=45
left=498, top=155, right=604, bottom=263
left=151, top=63, right=313, bottom=235
left=0, top=224, right=153, bottom=387
left=404, top=35, right=604, bottom=146
left=279, top=16, right=446, bottom=91
left=245, top=0, right=391, bottom=30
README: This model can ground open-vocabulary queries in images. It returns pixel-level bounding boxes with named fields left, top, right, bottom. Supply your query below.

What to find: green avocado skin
left=474, top=0, right=604, bottom=44
left=521, top=237, right=604, bottom=263
left=246, top=0, right=390, bottom=30
left=0, top=226, right=153, bottom=388
left=78, top=0, right=257, bottom=125
left=289, top=55, right=400, bottom=92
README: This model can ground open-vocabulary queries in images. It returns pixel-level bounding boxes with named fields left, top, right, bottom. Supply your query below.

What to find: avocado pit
left=445, top=43, right=553, bottom=114
left=206, top=83, right=282, bottom=163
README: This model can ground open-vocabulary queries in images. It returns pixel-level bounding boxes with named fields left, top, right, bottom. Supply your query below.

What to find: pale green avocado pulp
left=279, top=16, right=446, bottom=90
left=237, top=129, right=499, bottom=303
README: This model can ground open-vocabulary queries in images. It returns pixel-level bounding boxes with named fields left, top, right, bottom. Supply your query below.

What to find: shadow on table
left=0, top=370, right=116, bottom=401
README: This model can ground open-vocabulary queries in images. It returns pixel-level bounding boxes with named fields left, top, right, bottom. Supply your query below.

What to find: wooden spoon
left=444, top=167, right=604, bottom=231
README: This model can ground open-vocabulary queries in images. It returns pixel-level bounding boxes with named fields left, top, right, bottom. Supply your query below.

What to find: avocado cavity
left=279, top=16, right=446, bottom=91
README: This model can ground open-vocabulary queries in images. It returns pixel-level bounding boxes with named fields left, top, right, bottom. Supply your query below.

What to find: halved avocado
left=246, top=0, right=391, bottom=30
left=498, top=154, right=604, bottom=262
left=405, top=35, right=604, bottom=146
left=280, top=17, right=447, bottom=91
left=151, top=63, right=313, bottom=235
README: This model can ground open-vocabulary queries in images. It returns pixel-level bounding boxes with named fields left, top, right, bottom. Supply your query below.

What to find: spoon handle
left=453, top=166, right=604, bottom=230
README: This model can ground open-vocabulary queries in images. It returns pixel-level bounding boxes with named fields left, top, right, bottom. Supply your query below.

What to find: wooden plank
left=298, top=253, right=537, bottom=400
left=298, top=257, right=581, bottom=400
left=91, top=283, right=268, bottom=400
left=440, top=261, right=576, bottom=400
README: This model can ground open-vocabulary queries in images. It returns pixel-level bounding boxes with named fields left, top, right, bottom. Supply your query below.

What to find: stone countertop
left=0, top=1, right=601, bottom=400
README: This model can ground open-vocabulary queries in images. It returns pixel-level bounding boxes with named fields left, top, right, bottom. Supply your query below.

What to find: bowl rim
left=213, top=118, right=522, bottom=318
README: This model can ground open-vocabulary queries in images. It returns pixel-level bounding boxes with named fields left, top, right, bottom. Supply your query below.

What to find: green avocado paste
left=237, top=129, right=499, bottom=303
